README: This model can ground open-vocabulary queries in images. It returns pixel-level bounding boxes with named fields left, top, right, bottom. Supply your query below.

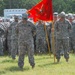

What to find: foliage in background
left=53, top=0, right=75, bottom=13
left=0, top=0, right=75, bottom=16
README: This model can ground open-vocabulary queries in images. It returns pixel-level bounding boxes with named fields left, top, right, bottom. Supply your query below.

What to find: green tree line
left=0, top=0, right=75, bottom=16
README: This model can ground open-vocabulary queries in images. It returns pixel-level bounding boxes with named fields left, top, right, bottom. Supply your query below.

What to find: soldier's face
left=68, top=18, right=73, bottom=23
left=60, top=17, right=65, bottom=21
left=53, top=16, right=58, bottom=21
left=15, top=18, right=18, bottom=22
left=22, top=18, right=27, bottom=20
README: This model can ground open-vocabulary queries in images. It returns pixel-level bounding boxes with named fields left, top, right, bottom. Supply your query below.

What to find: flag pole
left=44, top=22, right=51, bottom=56
left=51, top=21, right=56, bottom=63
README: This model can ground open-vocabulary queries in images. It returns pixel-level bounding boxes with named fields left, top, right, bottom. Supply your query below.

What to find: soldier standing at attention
left=54, top=12, right=72, bottom=62
left=7, top=16, right=18, bottom=57
left=70, top=18, right=75, bottom=53
left=0, top=23, right=5, bottom=56
left=10, top=15, right=19, bottom=59
left=35, top=20, right=47, bottom=54
left=16, top=13, right=35, bottom=69
left=67, top=14, right=74, bottom=53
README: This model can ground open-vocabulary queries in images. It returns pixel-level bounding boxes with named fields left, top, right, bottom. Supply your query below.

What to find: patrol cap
left=68, top=13, right=72, bottom=16
left=59, top=11, right=66, bottom=18
left=53, top=12, right=58, bottom=15
left=68, top=13, right=74, bottom=19
left=22, top=13, right=28, bottom=19
left=68, top=15, right=74, bottom=19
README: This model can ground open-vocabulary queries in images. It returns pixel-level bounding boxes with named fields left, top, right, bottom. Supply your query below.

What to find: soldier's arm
left=0, top=28, right=5, bottom=37
left=9, top=22, right=14, bottom=33
left=68, top=21, right=72, bottom=32
left=15, top=24, right=19, bottom=34
left=54, top=21, right=58, bottom=33
left=31, top=23, right=36, bottom=37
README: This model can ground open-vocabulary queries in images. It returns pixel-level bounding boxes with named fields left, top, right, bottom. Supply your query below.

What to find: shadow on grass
left=5, top=66, right=30, bottom=72
left=1, top=59, right=18, bottom=63
left=38, top=62, right=59, bottom=67
left=35, top=56, right=54, bottom=61
left=0, top=71, right=6, bottom=75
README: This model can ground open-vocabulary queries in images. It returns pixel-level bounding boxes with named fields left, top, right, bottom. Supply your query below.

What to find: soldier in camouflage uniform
left=0, top=23, right=5, bottom=56
left=67, top=14, right=74, bottom=52
left=51, top=12, right=58, bottom=54
left=46, top=22, right=52, bottom=53
left=35, top=20, right=47, bottom=54
left=10, top=16, right=19, bottom=59
left=16, top=13, right=35, bottom=69
left=3, top=22, right=10, bottom=54
left=71, top=20, right=75, bottom=53
left=53, top=12, right=58, bottom=24
left=7, top=24, right=12, bottom=55
left=54, top=12, right=72, bottom=62
left=0, top=22, right=10, bottom=55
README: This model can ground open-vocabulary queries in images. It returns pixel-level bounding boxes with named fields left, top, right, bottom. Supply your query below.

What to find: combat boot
left=19, top=66, right=23, bottom=71
left=32, top=65, right=35, bottom=69
left=12, top=57, right=16, bottom=60
left=66, top=59, right=68, bottom=62
left=57, top=59, right=60, bottom=63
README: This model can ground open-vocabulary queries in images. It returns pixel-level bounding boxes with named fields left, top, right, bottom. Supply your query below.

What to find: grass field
left=0, top=54, right=75, bottom=75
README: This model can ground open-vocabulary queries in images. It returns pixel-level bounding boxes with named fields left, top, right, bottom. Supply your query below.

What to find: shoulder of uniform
left=56, top=19, right=60, bottom=22
left=10, top=21, right=16, bottom=25
left=55, top=19, right=60, bottom=24
left=72, top=20, right=75, bottom=24
left=65, top=19, right=69, bottom=22
left=65, top=19, right=71, bottom=23
left=27, top=21, right=34, bottom=25
left=18, top=21, right=22, bottom=24
left=15, top=21, right=22, bottom=27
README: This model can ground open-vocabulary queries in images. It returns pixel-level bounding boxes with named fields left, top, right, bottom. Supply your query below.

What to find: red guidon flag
left=28, top=0, right=53, bottom=22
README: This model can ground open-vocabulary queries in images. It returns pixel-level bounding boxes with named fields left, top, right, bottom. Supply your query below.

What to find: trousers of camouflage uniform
left=7, top=26, right=12, bottom=56
left=11, top=39, right=18, bottom=59
left=17, top=21, right=35, bottom=68
left=55, top=39, right=70, bottom=60
left=0, top=37, right=4, bottom=56
left=46, top=23, right=52, bottom=53
left=7, top=21, right=18, bottom=58
left=71, top=38, right=75, bottom=53
left=18, top=40, right=35, bottom=68
left=70, top=21, right=75, bottom=53
left=7, top=39, right=11, bottom=55
left=35, top=24, right=47, bottom=54
left=54, top=18, right=72, bottom=61
left=36, top=37, right=47, bottom=53
left=0, top=24, right=5, bottom=56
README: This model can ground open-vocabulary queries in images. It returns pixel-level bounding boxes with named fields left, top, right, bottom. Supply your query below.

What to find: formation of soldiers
left=0, top=12, right=75, bottom=69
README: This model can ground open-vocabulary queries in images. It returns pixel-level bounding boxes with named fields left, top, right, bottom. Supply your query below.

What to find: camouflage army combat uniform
left=17, top=14, right=35, bottom=69
left=0, top=23, right=5, bottom=55
left=10, top=21, right=18, bottom=59
left=46, top=22, right=52, bottom=53
left=7, top=25, right=12, bottom=55
left=2, top=22, right=10, bottom=54
left=7, top=15, right=18, bottom=58
left=54, top=12, right=72, bottom=62
left=35, top=21, right=47, bottom=54
left=71, top=20, right=75, bottom=53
